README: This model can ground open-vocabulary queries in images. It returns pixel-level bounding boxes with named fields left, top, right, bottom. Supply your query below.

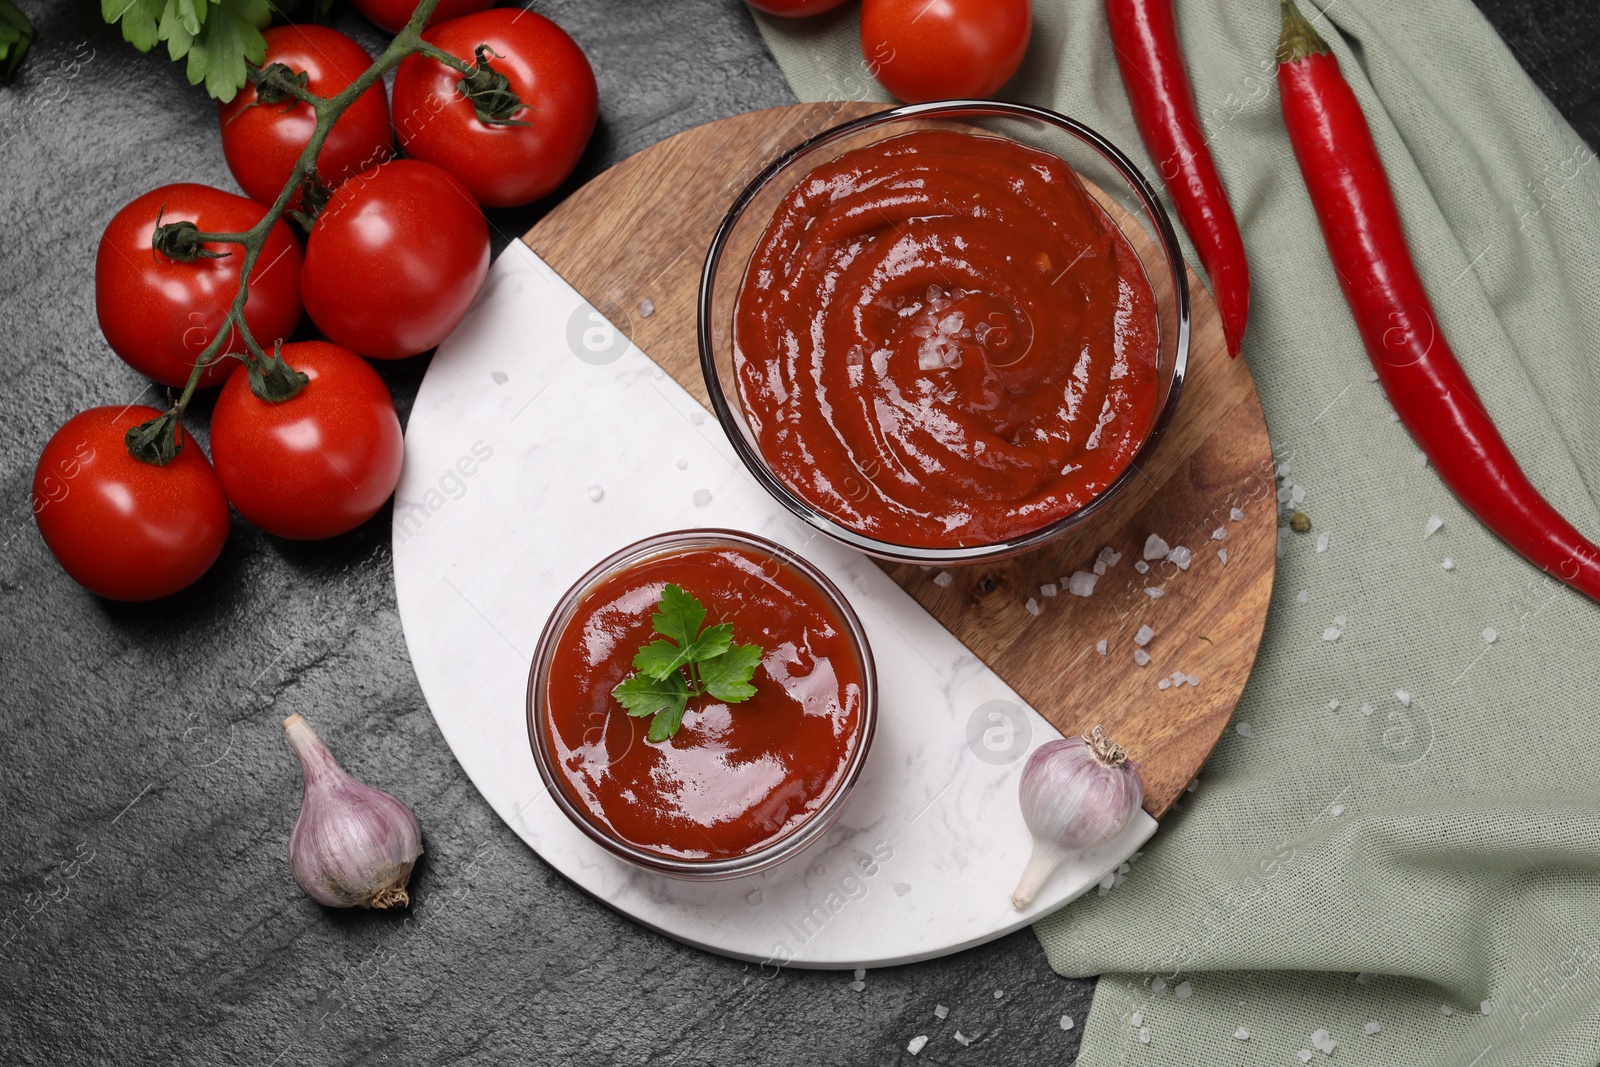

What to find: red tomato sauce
left=733, top=129, right=1162, bottom=547
left=543, top=545, right=865, bottom=860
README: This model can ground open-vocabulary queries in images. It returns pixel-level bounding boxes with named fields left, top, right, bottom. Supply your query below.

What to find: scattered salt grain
left=1416, top=452, right=1428, bottom=468
left=1355, top=972, right=1373, bottom=985
left=638, top=298, right=655, bottom=317
left=1138, top=1027, right=1151, bottom=1044
left=1099, top=871, right=1116, bottom=892
left=1093, top=560, right=1107, bottom=576
left=1231, top=507, right=1245, bottom=521
left=1278, top=462, right=1292, bottom=478
left=1234, top=1028, right=1250, bottom=1041
left=933, top=571, right=953, bottom=588
left=1168, top=546, right=1193, bottom=570
left=1186, top=779, right=1199, bottom=793
left=853, top=968, right=866, bottom=981
left=1186, top=674, right=1200, bottom=687
left=587, top=485, right=605, bottom=502
left=935, top=1005, right=949, bottom=1020
left=689, top=410, right=706, bottom=425
left=1170, top=670, right=1185, bottom=685
left=1364, top=1021, right=1381, bottom=1035
left=1440, top=1004, right=1453, bottom=1017
left=1218, top=549, right=1229, bottom=564
left=1158, top=679, right=1171, bottom=690
left=1424, top=514, right=1444, bottom=540
left=1134, top=625, right=1156, bottom=647
left=1131, top=1013, right=1144, bottom=1028
left=1311, top=1028, right=1336, bottom=1054
left=1333, top=614, right=1347, bottom=627
left=953, top=1031, right=973, bottom=1047
left=1360, top=704, right=1374, bottom=716
left=1277, top=484, right=1293, bottom=503
left=1025, top=598, right=1041, bottom=617
left=1482, top=627, right=1497, bottom=644
left=1316, top=532, right=1330, bottom=553
left=1096, top=640, right=1108, bottom=656
left=849, top=980, right=866, bottom=992
left=1041, top=583, right=1058, bottom=597
left=1135, top=560, right=1150, bottom=574
left=1133, top=649, right=1151, bottom=667
left=907, top=1036, right=928, bottom=1056
left=1390, top=411, right=1401, bottom=421
left=1323, top=628, right=1342, bottom=642
left=1213, top=526, right=1228, bottom=541
left=1143, top=534, right=1170, bottom=560
left=692, top=488, right=713, bottom=507
left=1298, top=1051, right=1314, bottom=1064
left=1060, top=1015, right=1074, bottom=1030
left=1295, top=589, right=1308, bottom=605
left=1330, top=804, right=1345, bottom=816
left=1328, top=699, right=1340, bottom=711
left=1366, top=369, right=1380, bottom=382
left=1441, top=558, right=1456, bottom=571
left=1293, top=485, right=1307, bottom=505
left=1097, top=546, right=1122, bottom=568
left=1396, top=689, right=1412, bottom=707
left=1236, top=722, right=1254, bottom=737
left=1151, top=977, right=1167, bottom=995
left=675, top=457, right=688, bottom=470
left=1069, top=571, right=1100, bottom=597
left=1174, top=981, right=1193, bottom=1000
left=1145, top=587, right=1165, bottom=599
left=994, top=990, right=1004, bottom=1000
left=1481, top=1000, right=1493, bottom=1015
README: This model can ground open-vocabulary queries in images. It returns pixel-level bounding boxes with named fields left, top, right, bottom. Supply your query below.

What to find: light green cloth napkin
left=754, top=2, right=1600, bottom=1064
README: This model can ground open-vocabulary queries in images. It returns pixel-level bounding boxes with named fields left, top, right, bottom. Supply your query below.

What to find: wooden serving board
left=523, top=102, right=1275, bottom=818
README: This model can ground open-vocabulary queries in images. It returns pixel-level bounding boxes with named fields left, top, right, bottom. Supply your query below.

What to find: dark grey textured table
left=1, top=3, right=1595, bottom=1064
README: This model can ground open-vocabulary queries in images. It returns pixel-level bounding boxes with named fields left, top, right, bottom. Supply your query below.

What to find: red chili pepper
left=1276, top=0, right=1600, bottom=600
left=1105, top=0, right=1252, bottom=356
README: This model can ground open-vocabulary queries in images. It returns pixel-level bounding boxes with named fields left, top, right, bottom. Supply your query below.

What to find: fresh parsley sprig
left=611, top=584, right=763, bottom=743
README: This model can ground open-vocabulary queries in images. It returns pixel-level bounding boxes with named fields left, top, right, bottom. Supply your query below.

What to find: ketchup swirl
left=733, top=129, right=1161, bottom=547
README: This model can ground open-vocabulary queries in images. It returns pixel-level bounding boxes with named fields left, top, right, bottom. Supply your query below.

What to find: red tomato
left=860, top=0, right=1032, bottom=103
left=348, top=0, right=492, bottom=34
left=210, top=342, right=404, bottom=540
left=218, top=25, right=393, bottom=209
left=745, top=0, right=852, bottom=14
left=96, top=185, right=304, bottom=388
left=392, top=10, right=597, bottom=208
left=33, top=406, right=230, bottom=601
left=300, top=160, right=489, bottom=359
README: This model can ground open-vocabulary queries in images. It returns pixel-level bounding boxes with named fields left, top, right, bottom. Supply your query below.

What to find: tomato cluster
left=748, top=0, right=1033, bottom=103
left=36, top=4, right=597, bottom=601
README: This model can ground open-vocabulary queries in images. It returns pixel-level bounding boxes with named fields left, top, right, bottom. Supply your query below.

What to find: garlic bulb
left=284, top=714, right=423, bottom=909
left=1011, top=725, right=1144, bottom=909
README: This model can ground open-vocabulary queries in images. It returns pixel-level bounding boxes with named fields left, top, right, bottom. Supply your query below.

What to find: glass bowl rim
left=525, top=527, right=880, bottom=879
left=697, top=99, right=1193, bottom=566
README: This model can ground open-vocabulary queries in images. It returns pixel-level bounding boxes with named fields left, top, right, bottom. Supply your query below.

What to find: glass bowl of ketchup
left=527, top=529, right=877, bottom=879
left=699, top=101, right=1191, bottom=565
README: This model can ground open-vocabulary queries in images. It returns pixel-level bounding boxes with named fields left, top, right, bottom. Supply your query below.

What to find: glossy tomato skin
left=348, top=0, right=492, bottom=34
left=300, top=160, right=489, bottom=359
left=392, top=10, right=597, bottom=208
left=745, top=0, right=852, bottom=14
left=860, top=0, right=1032, bottom=103
left=33, top=406, right=230, bottom=601
left=210, top=342, right=404, bottom=540
left=96, top=185, right=304, bottom=388
left=218, top=25, right=393, bottom=208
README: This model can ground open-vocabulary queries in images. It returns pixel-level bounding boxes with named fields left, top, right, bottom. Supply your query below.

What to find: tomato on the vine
left=392, top=10, right=597, bottom=208
left=210, top=342, right=404, bottom=540
left=96, top=184, right=303, bottom=388
left=218, top=25, right=393, bottom=209
left=860, top=0, right=1032, bottom=103
left=300, top=159, right=488, bottom=359
left=744, top=0, right=853, bottom=15
left=348, top=0, right=492, bottom=34
left=33, top=406, right=230, bottom=601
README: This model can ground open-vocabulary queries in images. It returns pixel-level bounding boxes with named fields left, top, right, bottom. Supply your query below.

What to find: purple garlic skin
left=284, top=714, right=423, bottom=909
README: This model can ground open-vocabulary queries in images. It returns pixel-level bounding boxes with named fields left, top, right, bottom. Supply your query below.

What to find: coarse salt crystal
left=1213, top=527, right=1228, bottom=541
left=1298, top=1051, right=1314, bottom=1064
left=1098, top=546, right=1122, bottom=568
left=1364, top=1021, right=1381, bottom=1035
left=1041, top=583, right=1058, bottom=597
left=1416, top=452, right=1428, bottom=468
left=933, top=571, right=953, bottom=588
left=1231, top=507, right=1245, bottom=521
left=1441, top=557, right=1455, bottom=571
left=1235, top=722, right=1254, bottom=737
left=1234, top=1028, right=1249, bottom=1040
left=907, top=1035, right=928, bottom=1055
left=1482, top=627, right=1497, bottom=644
left=1297, top=589, right=1309, bottom=604
left=1329, top=699, right=1340, bottom=710
left=1133, top=648, right=1151, bottom=666
left=1093, top=561, right=1107, bottom=576
left=1135, top=625, right=1156, bottom=647
left=1139, top=1027, right=1151, bottom=1044
left=1366, top=369, right=1380, bottom=382
left=1144, top=533, right=1171, bottom=560
left=693, top=488, right=713, bottom=507
left=953, top=1031, right=972, bottom=1047
left=934, top=1005, right=949, bottom=1020
left=1168, top=546, right=1193, bottom=569
left=689, top=410, right=705, bottom=425
left=1390, top=410, right=1400, bottom=421
left=1171, top=670, right=1185, bottom=684
left=1218, top=549, right=1229, bottom=564
left=1293, top=485, right=1307, bottom=505
left=1060, top=1015, right=1074, bottom=1030
left=1396, top=689, right=1411, bottom=707
left=1323, top=628, right=1342, bottom=642
left=1158, top=679, right=1171, bottom=690
left=1025, top=598, right=1041, bottom=616
left=676, top=457, right=688, bottom=470
left=1096, top=640, right=1108, bottom=656
left=1480, top=1000, right=1493, bottom=1015
left=1330, top=804, right=1345, bottom=816
left=587, top=484, right=605, bottom=502
left=1174, top=981, right=1193, bottom=999
left=849, top=980, right=866, bottom=992
left=853, top=968, right=866, bottom=981
left=1278, top=462, right=1292, bottom=478
left=1316, top=533, right=1330, bottom=553
left=1069, top=571, right=1099, bottom=597
left=1311, top=1028, right=1336, bottom=1054
left=1099, top=871, right=1116, bottom=891
left=1424, top=514, right=1444, bottom=540
left=1278, top=485, right=1293, bottom=503
left=1440, top=1004, right=1453, bottom=1016
left=1134, top=560, right=1150, bottom=574
left=1151, top=977, right=1166, bottom=994
left=1131, top=1012, right=1144, bottom=1027
left=1145, top=587, right=1165, bottom=600
left=1360, top=703, right=1374, bottom=716
left=1186, top=674, right=1200, bottom=687
left=639, top=298, right=655, bottom=317
left=1355, top=972, right=1373, bottom=985
left=994, top=990, right=1004, bottom=1000
left=1186, top=779, right=1198, bottom=793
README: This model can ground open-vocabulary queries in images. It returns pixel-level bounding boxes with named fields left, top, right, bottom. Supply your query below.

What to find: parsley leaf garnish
left=611, top=584, right=763, bottom=743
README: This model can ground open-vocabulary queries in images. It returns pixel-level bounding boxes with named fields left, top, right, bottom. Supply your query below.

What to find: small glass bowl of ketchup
left=527, top=529, right=877, bottom=879
left=699, top=101, right=1191, bottom=566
